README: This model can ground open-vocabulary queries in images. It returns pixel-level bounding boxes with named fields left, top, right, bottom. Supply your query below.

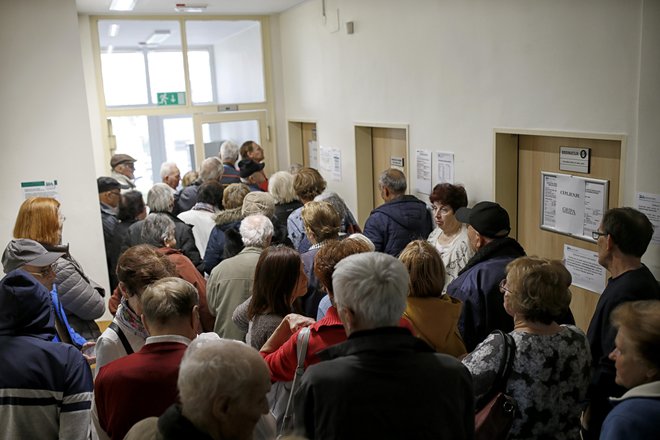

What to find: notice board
left=540, top=172, right=609, bottom=243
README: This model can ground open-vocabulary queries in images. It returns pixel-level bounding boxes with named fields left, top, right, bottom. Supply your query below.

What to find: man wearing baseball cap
left=110, top=153, right=137, bottom=192
left=446, top=201, right=526, bottom=351
left=239, top=159, right=267, bottom=192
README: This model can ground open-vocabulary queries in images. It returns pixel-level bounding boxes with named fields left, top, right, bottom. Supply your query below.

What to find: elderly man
left=219, top=140, right=242, bottom=185
left=363, top=168, right=433, bottom=256
left=583, top=207, right=660, bottom=439
left=293, top=252, right=474, bottom=439
left=98, top=176, right=122, bottom=289
left=0, top=249, right=93, bottom=439
left=123, top=183, right=202, bottom=272
left=173, top=156, right=224, bottom=215
left=206, top=214, right=273, bottom=340
left=124, top=337, right=271, bottom=439
left=110, top=153, right=137, bottom=192
left=160, top=161, right=181, bottom=190
left=446, top=201, right=525, bottom=352
left=94, top=277, right=199, bottom=440
left=239, top=159, right=267, bottom=192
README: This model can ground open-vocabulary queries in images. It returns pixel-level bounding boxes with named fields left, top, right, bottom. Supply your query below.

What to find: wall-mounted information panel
left=540, top=172, right=609, bottom=243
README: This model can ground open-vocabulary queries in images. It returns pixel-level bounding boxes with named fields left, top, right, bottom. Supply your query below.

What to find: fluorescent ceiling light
left=146, top=30, right=171, bottom=45
left=109, top=0, right=137, bottom=11
left=109, top=24, right=120, bottom=37
left=174, top=3, right=207, bottom=13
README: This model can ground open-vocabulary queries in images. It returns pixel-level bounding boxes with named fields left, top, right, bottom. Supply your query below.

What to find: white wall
left=277, top=0, right=659, bottom=275
left=0, top=1, right=111, bottom=296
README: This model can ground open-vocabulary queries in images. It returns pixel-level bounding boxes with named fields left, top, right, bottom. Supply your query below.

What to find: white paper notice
left=22, top=180, right=59, bottom=199
left=583, top=181, right=606, bottom=238
left=636, top=192, right=660, bottom=245
left=435, top=152, right=454, bottom=184
left=555, top=174, right=585, bottom=235
left=542, top=174, right=557, bottom=228
left=415, top=149, right=432, bottom=194
left=331, top=149, right=341, bottom=181
left=319, top=145, right=332, bottom=175
left=564, top=244, right=607, bottom=293
left=308, top=140, right=319, bottom=169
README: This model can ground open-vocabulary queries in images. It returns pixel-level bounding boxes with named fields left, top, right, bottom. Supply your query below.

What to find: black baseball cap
left=455, top=201, right=511, bottom=239
left=239, top=160, right=265, bottom=178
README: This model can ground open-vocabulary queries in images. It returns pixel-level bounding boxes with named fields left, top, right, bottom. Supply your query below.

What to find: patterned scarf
left=115, top=297, right=149, bottom=339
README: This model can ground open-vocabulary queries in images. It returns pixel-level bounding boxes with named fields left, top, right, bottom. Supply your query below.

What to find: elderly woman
left=178, top=181, right=224, bottom=258
left=462, top=257, right=590, bottom=439
left=399, top=240, right=466, bottom=357
left=269, top=171, right=303, bottom=226
left=232, top=245, right=308, bottom=349
left=13, top=197, right=105, bottom=340
left=141, top=213, right=213, bottom=332
left=96, top=245, right=175, bottom=372
left=427, top=183, right=474, bottom=287
left=600, top=300, right=660, bottom=439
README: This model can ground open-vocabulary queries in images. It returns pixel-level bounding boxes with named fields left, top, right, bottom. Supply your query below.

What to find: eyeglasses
left=24, top=263, right=56, bottom=278
left=592, top=230, right=608, bottom=241
left=499, top=279, right=513, bottom=295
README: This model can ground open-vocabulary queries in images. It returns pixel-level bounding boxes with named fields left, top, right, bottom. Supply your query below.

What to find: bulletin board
left=540, top=172, right=609, bottom=243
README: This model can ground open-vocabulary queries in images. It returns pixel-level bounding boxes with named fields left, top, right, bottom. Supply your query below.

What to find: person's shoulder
left=124, top=416, right=161, bottom=440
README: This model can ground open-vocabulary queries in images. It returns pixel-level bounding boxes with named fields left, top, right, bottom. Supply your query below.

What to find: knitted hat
left=241, top=192, right=275, bottom=218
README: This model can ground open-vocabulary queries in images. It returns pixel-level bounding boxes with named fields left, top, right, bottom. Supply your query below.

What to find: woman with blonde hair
left=398, top=240, right=466, bottom=357
left=462, top=256, right=590, bottom=439
left=13, top=197, right=105, bottom=340
left=269, top=171, right=302, bottom=226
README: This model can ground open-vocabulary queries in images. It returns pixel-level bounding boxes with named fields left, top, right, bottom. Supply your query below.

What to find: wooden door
left=516, top=135, right=621, bottom=331
left=287, top=121, right=317, bottom=168
left=371, top=127, right=407, bottom=207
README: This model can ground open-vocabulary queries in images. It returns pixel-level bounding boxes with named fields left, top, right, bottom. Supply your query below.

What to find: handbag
left=474, top=330, right=517, bottom=440
left=276, top=326, right=311, bottom=438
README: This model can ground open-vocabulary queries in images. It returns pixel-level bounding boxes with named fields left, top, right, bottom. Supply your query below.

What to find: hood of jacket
left=214, top=207, right=243, bottom=226
left=404, top=295, right=466, bottom=356
left=373, top=195, right=431, bottom=231
left=458, top=236, right=526, bottom=276
left=0, top=270, right=56, bottom=339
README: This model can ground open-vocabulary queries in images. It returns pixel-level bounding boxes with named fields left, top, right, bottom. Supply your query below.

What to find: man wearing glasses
left=98, top=176, right=122, bottom=290
left=582, top=207, right=660, bottom=439
left=110, top=153, right=137, bottom=192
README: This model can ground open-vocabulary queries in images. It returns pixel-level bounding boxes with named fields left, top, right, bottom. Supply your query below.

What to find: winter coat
left=203, top=208, right=243, bottom=274
left=403, top=295, right=467, bottom=357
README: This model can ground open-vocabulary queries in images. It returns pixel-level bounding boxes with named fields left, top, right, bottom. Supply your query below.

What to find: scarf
left=115, top=297, right=149, bottom=339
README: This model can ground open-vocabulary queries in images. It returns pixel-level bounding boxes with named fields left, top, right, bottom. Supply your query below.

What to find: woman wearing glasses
left=13, top=197, right=105, bottom=340
left=427, top=183, right=474, bottom=288
left=462, top=257, right=590, bottom=440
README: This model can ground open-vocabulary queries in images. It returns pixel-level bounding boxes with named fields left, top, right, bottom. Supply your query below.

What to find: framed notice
left=540, top=172, right=609, bottom=243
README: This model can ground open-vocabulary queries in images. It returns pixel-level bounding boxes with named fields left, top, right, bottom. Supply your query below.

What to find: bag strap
left=279, top=326, right=311, bottom=436
left=476, top=330, right=516, bottom=409
left=108, top=322, right=134, bottom=355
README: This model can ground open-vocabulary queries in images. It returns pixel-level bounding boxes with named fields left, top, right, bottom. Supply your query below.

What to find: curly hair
left=314, top=239, right=371, bottom=295
left=116, top=244, right=176, bottom=297
left=429, top=183, right=468, bottom=211
left=293, top=167, right=326, bottom=202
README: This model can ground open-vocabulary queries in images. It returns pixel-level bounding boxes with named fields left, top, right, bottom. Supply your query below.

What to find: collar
left=145, top=334, right=192, bottom=346
left=458, top=237, right=525, bottom=275
left=319, top=327, right=424, bottom=360
left=100, top=202, right=117, bottom=215
left=610, top=380, right=660, bottom=403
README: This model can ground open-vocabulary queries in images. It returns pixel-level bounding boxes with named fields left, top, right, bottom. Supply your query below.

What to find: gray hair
left=240, top=214, right=273, bottom=248
left=333, top=252, right=409, bottom=328
left=219, top=141, right=239, bottom=163
left=347, top=233, right=376, bottom=252
left=141, top=213, right=175, bottom=247
left=160, top=162, right=179, bottom=179
left=177, top=338, right=269, bottom=430
left=378, top=168, right=407, bottom=194
left=141, top=277, right=199, bottom=327
left=147, top=183, right=175, bottom=212
left=268, top=171, right=297, bottom=204
left=200, top=157, right=224, bottom=182
left=314, top=191, right=348, bottom=221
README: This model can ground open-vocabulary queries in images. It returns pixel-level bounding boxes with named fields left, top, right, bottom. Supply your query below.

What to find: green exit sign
left=157, top=92, right=186, bottom=106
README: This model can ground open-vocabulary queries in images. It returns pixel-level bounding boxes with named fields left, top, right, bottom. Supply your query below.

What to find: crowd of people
left=0, top=139, right=658, bottom=440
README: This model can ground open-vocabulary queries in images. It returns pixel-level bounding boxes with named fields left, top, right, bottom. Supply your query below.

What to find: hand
left=81, top=341, right=97, bottom=366
left=284, top=313, right=315, bottom=333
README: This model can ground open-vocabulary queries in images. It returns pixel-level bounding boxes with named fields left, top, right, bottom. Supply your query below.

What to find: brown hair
left=429, top=183, right=468, bottom=211
left=398, top=240, right=445, bottom=298
left=314, top=239, right=371, bottom=295
left=222, top=183, right=250, bottom=209
left=14, top=197, right=62, bottom=246
left=248, top=246, right=301, bottom=319
left=506, top=257, right=572, bottom=324
left=293, top=167, right=326, bottom=202
left=612, top=300, right=660, bottom=373
left=302, top=201, right=340, bottom=244
left=116, top=245, right=176, bottom=298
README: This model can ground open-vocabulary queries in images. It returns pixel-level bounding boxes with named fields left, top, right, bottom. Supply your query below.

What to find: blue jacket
left=446, top=237, right=525, bottom=352
left=0, top=270, right=93, bottom=439
left=600, top=381, right=660, bottom=440
left=51, top=286, right=88, bottom=348
left=363, top=195, right=433, bottom=256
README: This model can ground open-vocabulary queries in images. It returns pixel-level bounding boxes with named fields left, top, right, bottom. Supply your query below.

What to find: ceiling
left=76, top=0, right=309, bottom=16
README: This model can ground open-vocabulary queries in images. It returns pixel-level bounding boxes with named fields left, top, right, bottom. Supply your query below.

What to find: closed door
left=371, top=127, right=407, bottom=207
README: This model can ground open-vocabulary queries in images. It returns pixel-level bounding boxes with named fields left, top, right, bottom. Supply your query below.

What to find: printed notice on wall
left=308, top=140, right=319, bottom=169
left=415, top=149, right=432, bottom=195
left=542, top=174, right=557, bottom=228
left=22, top=180, right=59, bottom=199
left=555, top=174, right=585, bottom=235
left=330, top=149, right=342, bottom=181
left=435, top=152, right=454, bottom=184
left=564, top=244, right=606, bottom=293
left=636, top=192, right=660, bottom=245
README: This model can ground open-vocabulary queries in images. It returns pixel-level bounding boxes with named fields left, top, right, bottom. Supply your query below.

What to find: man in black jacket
left=98, top=176, right=122, bottom=289
left=293, top=252, right=474, bottom=440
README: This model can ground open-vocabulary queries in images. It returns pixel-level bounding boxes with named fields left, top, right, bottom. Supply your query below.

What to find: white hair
left=268, top=171, right=297, bottom=204
left=177, top=338, right=268, bottom=430
left=332, top=252, right=408, bottom=328
left=347, top=233, right=376, bottom=252
left=239, top=214, right=273, bottom=248
left=220, top=140, right=239, bottom=163
left=141, top=213, right=175, bottom=247
left=147, top=183, right=175, bottom=212
left=200, top=157, right=224, bottom=182
left=160, top=162, right=179, bottom=179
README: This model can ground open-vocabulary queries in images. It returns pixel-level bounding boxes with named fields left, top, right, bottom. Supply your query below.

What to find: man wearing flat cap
left=239, top=159, right=266, bottom=192
left=110, top=153, right=137, bottom=192
left=98, top=176, right=122, bottom=290
left=446, top=201, right=526, bottom=351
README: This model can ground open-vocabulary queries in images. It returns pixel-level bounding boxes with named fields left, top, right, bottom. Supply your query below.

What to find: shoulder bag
left=277, top=326, right=311, bottom=438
